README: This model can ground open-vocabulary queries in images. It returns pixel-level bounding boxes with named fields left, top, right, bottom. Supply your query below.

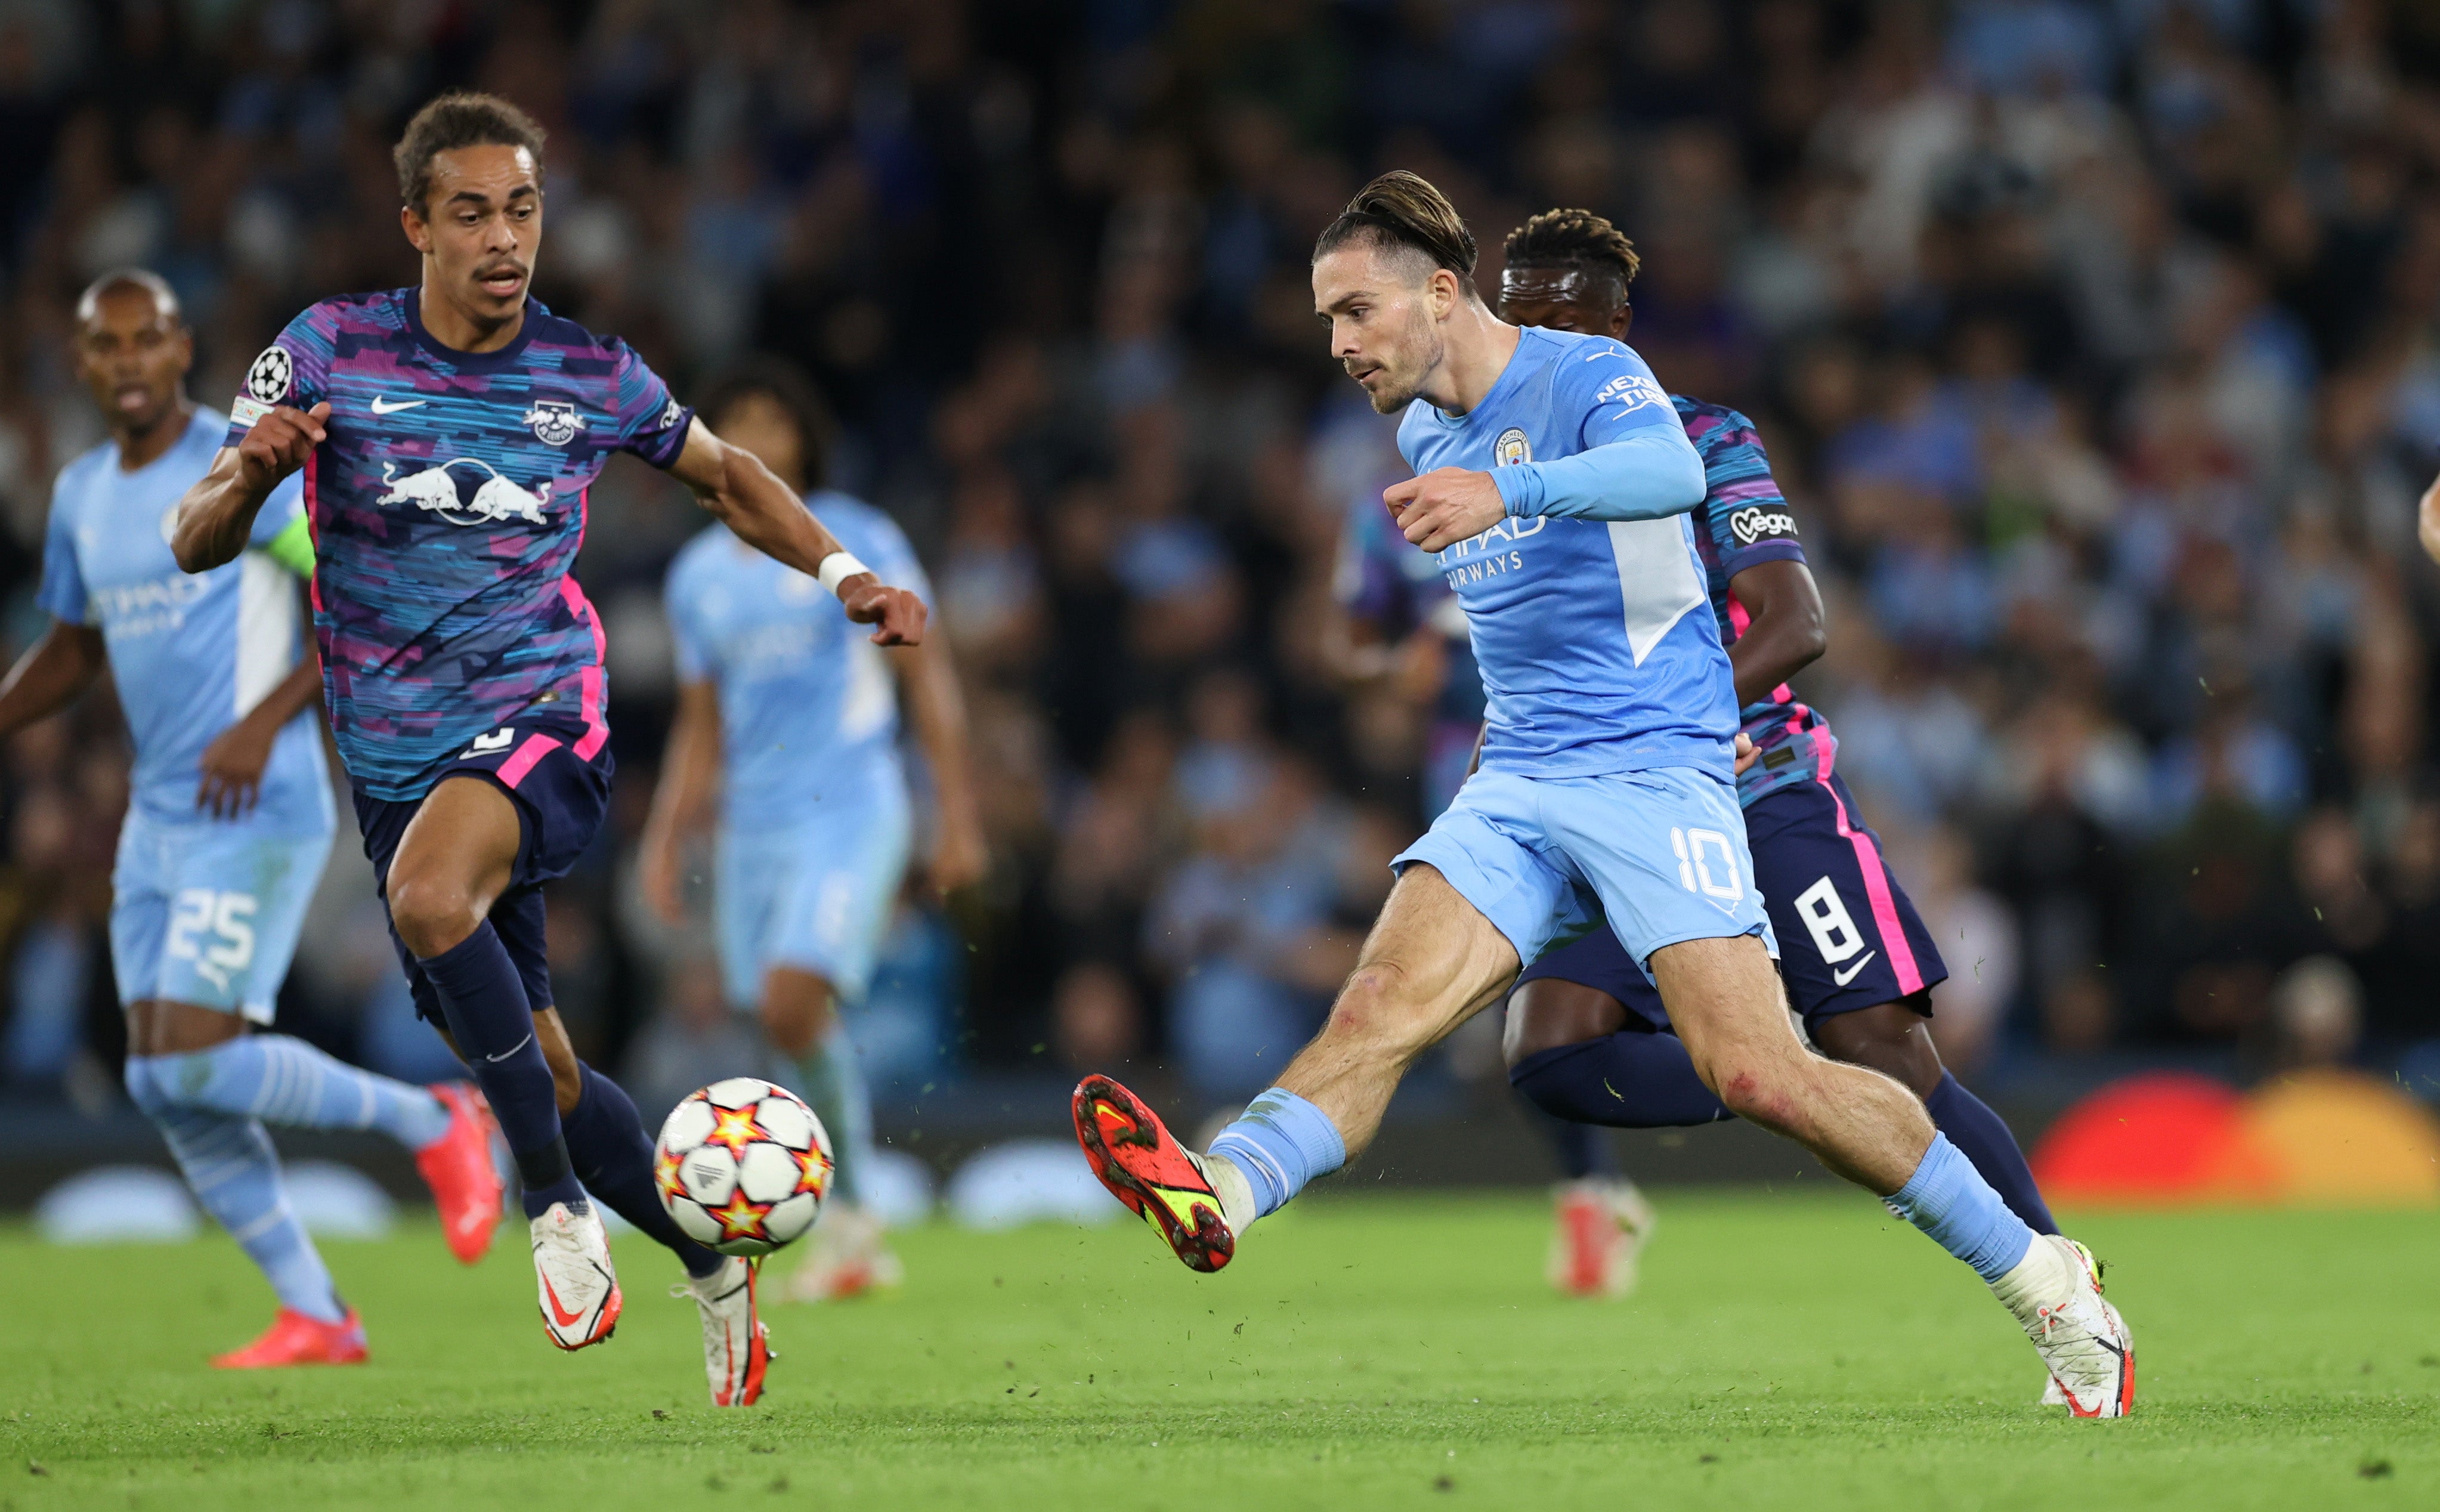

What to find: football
left=653, top=1077, right=833, bottom=1257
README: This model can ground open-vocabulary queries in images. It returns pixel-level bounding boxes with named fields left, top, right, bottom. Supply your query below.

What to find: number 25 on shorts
left=167, top=888, right=258, bottom=990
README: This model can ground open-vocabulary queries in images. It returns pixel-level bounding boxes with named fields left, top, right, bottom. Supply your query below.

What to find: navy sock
left=562, top=1063, right=725, bottom=1278
left=418, top=923, right=581, bottom=1219
left=1510, top=1034, right=1733, bottom=1129
left=1522, top=1100, right=1618, bottom=1180
left=1925, top=1072, right=2056, bottom=1235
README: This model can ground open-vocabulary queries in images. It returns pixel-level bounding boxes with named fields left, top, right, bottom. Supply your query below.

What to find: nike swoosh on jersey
left=484, top=1032, right=536, bottom=1063
left=1831, top=951, right=1878, bottom=987
left=369, top=396, right=427, bottom=414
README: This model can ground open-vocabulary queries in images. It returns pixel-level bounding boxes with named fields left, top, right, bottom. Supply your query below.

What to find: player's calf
left=1811, top=998, right=1943, bottom=1099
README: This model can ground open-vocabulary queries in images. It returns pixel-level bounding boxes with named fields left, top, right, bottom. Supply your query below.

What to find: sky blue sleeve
left=1490, top=343, right=1705, bottom=521
left=35, top=480, right=86, bottom=625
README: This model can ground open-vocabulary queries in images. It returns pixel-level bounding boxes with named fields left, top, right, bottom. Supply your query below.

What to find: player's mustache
left=474, top=261, right=528, bottom=281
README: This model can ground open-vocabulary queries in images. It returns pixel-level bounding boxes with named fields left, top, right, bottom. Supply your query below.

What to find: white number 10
left=1669, top=827, right=1744, bottom=900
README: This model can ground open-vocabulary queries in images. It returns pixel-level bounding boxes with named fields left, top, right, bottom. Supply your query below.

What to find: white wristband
left=815, top=551, right=872, bottom=599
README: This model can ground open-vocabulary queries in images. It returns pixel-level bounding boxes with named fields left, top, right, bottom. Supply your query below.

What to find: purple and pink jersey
left=1674, top=395, right=1835, bottom=808
left=225, top=288, right=692, bottom=800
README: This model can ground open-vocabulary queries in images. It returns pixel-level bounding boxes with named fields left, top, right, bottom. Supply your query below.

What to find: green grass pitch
left=2, top=1191, right=2432, bottom=1510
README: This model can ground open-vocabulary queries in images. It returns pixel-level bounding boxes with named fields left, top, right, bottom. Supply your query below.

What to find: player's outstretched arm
left=666, top=418, right=927, bottom=647
left=196, top=650, right=323, bottom=820
left=1721, top=559, right=1826, bottom=706
left=893, top=630, right=988, bottom=895
left=0, top=621, right=106, bottom=740
left=172, top=403, right=329, bottom=573
left=1386, top=433, right=1706, bottom=552
left=638, top=679, right=721, bottom=924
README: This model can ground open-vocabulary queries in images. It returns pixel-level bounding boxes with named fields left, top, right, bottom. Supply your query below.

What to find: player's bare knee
left=387, top=873, right=480, bottom=959
left=1323, top=960, right=1427, bottom=1051
left=1708, top=1052, right=1813, bottom=1134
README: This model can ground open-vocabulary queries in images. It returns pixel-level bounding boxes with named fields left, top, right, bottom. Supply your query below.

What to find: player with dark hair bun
left=1072, top=181, right=2135, bottom=1420
left=1495, top=213, right=2071, bottom=1363
left=1313, top=169, right=1482, bottom=282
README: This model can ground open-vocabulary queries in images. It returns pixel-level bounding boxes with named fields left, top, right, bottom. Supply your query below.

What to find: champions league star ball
left=654, top=1078, right=833, bottom=1257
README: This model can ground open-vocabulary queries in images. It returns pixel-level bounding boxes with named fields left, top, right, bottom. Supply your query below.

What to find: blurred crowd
left=5, top=0, right=2440, bottom=1127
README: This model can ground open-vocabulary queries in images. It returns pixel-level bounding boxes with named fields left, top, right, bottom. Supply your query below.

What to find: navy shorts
left=1515, top=771, right=1948, bottom=1029
left=352, top=717, right=614, bottom=1024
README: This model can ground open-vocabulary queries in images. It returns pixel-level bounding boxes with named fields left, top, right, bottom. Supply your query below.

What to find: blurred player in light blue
left=644, top=360, right=982, bottom=1303
left=0, top=271, right=497, bottom=1368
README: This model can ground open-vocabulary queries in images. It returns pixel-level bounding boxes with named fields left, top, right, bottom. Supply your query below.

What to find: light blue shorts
left=1393, top=764, right=1777, bottom=971
left=110, top=811, right=334, bottom=1024
left=715, top=787, right=913, bottom=1009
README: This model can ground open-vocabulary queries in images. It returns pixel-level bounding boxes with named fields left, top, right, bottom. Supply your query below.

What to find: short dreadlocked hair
left=1502, top=208, right=1640, bottom=302
left=1313, top=171, right=1480, bottom=295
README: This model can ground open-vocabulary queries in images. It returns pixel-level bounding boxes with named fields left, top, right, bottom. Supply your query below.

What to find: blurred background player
left=642, top=358, right=983, bottom=1303
left=1490, top=213, right=2062, bottom=1296
left=169, top=94, right=927, bottom=1404
left=1075, top=174, right=2133, bottom=1418
left=0, top=269, right=498, bottom=1368
left=1325, top=371, right=1649, bottom=1298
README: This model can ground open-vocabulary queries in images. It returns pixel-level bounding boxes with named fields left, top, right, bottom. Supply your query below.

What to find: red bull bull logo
left=376, top=459, right=553, bottom=527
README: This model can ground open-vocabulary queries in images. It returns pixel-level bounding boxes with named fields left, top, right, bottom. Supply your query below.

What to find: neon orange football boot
left=416, top=1081, right=503, bottom=1264
left=1072, top=1075, right=1234, bottom=1273
left=211, top=1307, right=369, bottom=1369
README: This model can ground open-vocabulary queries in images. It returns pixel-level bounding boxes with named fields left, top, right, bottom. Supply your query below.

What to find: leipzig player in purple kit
left=172, top=93, right=926, bottom=1406
left=1489, top=211, right=2071, bottom=1378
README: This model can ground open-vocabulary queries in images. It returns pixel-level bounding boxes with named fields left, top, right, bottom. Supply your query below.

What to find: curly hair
left=1502, top=208, right=1640, bottom=295
left=394, top=92, right=547, bottom=212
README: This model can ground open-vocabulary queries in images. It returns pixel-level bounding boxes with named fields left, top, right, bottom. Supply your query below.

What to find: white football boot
left=530, top=1201, right=621, bottom=1350
left=685, top=1256, right=772, bottom=1406
left=1993, top=1235, right=2134, bottom=1417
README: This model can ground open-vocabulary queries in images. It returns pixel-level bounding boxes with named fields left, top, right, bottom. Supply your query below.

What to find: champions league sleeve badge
left=232, top=345, right=292, bottom=425
left=246, top=346, right=292, bottom=403
left=524, top=401, right=587, bottom=446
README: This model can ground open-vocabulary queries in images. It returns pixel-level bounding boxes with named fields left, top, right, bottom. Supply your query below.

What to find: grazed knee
left=1709, top=1054, right=1811, bottom=1134
left=1322, top=959, right=1433, bottom=1055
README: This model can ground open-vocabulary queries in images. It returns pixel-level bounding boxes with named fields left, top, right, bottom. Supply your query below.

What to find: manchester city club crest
left=524, top=400, right=587, bottom=446
left=246, top=345, right=292, bottom=404
left=1494, top=426, right=1532, bottom=466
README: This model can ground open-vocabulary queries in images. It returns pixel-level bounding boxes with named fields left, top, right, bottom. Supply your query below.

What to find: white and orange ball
left=654, top=1077, right=833, bottom=1257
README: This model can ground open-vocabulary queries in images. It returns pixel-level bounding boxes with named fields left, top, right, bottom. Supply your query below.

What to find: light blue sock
left=151, top=1101, right=344, bottom=1322
left=788, top=1025, right=875, bottom=1208
left=1207, top=1087, right=1346, bottom=1219
left=140, top=1037, right=451, bottom=1151
left=1885, top=1133, right=2036, bottom=1282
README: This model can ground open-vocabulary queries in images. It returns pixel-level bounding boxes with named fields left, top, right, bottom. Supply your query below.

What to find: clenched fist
left=1385, top=466, right=1509, bottom=553
left=840, top=577, right=928, bottom=646
left=237, top=402, right=331, bottom=493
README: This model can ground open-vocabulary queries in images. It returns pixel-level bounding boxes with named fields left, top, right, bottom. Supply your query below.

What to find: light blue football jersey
left=666, top=491, right=933, bottom=832
left=1394, top=325, right=1737, bottom=780
left=39, top=407, right=331, bottom=833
